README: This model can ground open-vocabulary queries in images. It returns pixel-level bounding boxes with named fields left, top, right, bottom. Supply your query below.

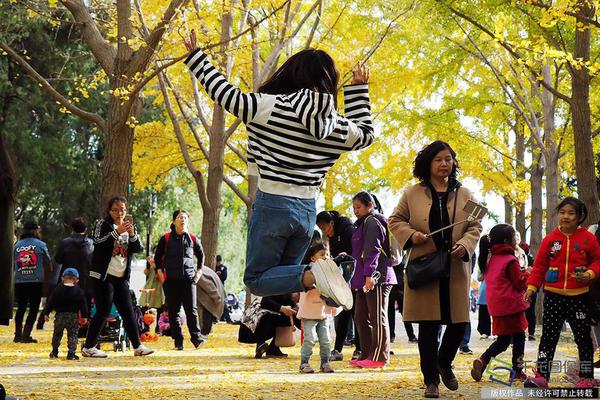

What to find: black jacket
left=329, top=216, right=355, bottom=257
left=55, top=234, right=93, bottom=287
left=89, top=216, right=143, bottom=282
left=43, top=283, right=88, bottom=317
left=215, top=263, right=228, bottom=283
left=154, top=228, right=204, bottom=282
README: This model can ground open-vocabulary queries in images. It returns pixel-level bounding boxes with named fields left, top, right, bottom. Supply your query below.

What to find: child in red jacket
left=524, top=197, right=600, bottom=389
left=470, top=224, right=529, bottom=383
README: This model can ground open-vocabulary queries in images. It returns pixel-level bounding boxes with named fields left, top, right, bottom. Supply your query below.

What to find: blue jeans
left=460, top=322, right=471, bottom=348
left=244, top=190, right=316, bottom=296
left=301, top=318, right=331, bottom=364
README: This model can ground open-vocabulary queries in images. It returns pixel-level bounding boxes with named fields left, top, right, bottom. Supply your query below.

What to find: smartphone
left=124, top=214, right=134, bottom=224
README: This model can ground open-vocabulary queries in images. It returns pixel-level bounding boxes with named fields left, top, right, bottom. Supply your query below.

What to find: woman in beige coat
left=388, top=141, right=482, bottom=399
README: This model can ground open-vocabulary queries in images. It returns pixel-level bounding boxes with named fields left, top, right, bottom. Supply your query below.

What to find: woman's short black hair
left=71, top=217, right=87, bottom=234
left=258, top=49, right=339, bottom=101
left=556, top=197, right=588, bottom=224
left=413, top=140, right=459, bottom=182
left=316, top=210, right=340, bottom=225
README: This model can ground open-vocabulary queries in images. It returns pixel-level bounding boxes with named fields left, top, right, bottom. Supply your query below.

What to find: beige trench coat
left=388, top=183, right=482, bottom=323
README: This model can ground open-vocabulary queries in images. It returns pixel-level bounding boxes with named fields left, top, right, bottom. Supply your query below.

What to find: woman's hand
left=411, top=231, right=428, bottom=245
left=280, top=305, right=297, bottom=317
left=125, top=221, right=135, bottom=236
left=450, top=244, right=466, bottom=259
left=116, top=221, right=128, bottom=234
left=364, top=276, right=375, bottom=292
left=351, top=64, right=370, bottom=85
left=193, top=269, right=202, bottom=284
left=184, top=29, right=198, bottom=54
left=524, top=289, right=535, bottom=303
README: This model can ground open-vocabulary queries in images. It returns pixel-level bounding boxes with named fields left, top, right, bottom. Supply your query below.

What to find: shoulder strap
left=449, top=187, right=460, bottom=244
left=161, top=232, right=171, bottom=264
left=363, top=215, right=391, bottom=259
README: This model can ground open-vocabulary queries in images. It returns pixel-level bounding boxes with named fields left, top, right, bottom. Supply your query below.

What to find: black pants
left=537, top=291, right=593, bottom=380
left=481, top=331, right=526, bottom=371
left=526, top=292, right=538, bottom=336
left=388, top=284, right=416, bottom=341
left=163, top=278, right=201, bottom=345
left=418, top=322, right=468, bottom=385
left=14, top=282, right=43, bottom=327
left=477, top=304, right=491, bottom=336
left=85, top=275, right=141, bottom=349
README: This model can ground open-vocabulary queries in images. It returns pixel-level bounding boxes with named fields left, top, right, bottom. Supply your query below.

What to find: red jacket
left=527, top=227, right=600, bottom=296
left=486, top=245, right=529, bottom=317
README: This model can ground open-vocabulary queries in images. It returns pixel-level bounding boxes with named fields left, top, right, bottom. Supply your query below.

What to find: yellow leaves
left=48, top=0, right=58, bottom=8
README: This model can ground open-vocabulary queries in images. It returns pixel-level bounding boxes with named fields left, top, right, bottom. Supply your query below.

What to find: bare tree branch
left=0, top=41, right=106, bottom=131
left=226, top=141, right=248, bottom=163
left=223, top=175, right=251, bottom=205
left=225, top=118, right=242, bottom=140
left=304, top=0, right=322, bottom=49
left=60, top=0, right=116, bottom=75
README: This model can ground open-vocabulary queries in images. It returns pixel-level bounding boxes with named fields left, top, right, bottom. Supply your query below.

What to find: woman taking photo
left=154, top=210, right=205, bottom=350
left=83, top=196, right=153, bottom=357
left=388, top=141, right=482, bottom=398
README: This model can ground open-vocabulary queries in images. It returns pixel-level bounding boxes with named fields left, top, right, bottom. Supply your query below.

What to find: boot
left=13, top=322, right=23, bottom=343
left=21, top=324, right=38, bottom=343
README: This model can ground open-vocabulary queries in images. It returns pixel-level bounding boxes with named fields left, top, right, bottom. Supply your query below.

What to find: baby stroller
left=225, top=293, right=243, bottom=324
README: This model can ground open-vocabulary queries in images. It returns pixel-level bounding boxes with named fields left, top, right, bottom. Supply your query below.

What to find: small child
left=44, top=268, right=88, bottom=360
left=298, top=241, right=338, bottom=373
left=524, top=197, right=600, bottom=389
left=470, top=224, right=529, bottom=382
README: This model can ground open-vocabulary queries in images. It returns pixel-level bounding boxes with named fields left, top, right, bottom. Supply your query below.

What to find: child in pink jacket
left=298, top=241, right=339, bottom=373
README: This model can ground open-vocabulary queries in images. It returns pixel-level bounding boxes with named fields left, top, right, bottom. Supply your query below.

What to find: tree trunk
left=503, top=195, right=514, bottom=225
left=0, top=130, right=16, bottom=324
left=515, top=120, right=527, bottom=240
left=541, top=63, right=559, bottom=234
left=530, top=152, right=544, bottom=255
left=571, top=2, right=599, bottom=225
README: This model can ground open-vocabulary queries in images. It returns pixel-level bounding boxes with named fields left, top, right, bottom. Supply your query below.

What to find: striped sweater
left=185, top=49, right=375, bottom=199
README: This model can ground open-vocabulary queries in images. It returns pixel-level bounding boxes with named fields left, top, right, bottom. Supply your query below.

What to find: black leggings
left=526, top=292, right=538, bottom=336
left=85, top=275, right=141, bottom=349
left=536, top=291, right=593, bottom=380
left=478, top=304, right=491, bottom=336
left=481, top=331, right=526, bottom=371
left=388, top=284, right=416, bottom=340
left=14, top=282, right=42, bottom=327
left=418, top=322, right=467, bottom=385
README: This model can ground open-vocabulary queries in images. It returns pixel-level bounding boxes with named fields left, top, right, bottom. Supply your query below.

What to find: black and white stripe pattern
left=185, top=49, right=374, bottom=198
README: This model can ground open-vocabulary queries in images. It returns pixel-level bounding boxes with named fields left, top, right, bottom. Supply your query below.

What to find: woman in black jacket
left=154, top=209, right=205, bottom=350
left=82, top=196, right=153, bottom=358
left=316, top=210, right=360, bottom=361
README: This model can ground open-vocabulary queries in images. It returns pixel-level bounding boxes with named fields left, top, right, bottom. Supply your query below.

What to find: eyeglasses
left=110, top=208, right=126, bottom=213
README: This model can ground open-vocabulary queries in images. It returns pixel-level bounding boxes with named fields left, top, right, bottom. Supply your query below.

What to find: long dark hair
left=478, top=224, right=516, bottom=274
left=316, top=210, right=341, bottom=225
left=258, top=49, right=339, bottom=100
left=556, top=196, right=588, bottom=225
left=413, top=140, right=459, bottom=182
left=352, top=191, right=383, bottom=214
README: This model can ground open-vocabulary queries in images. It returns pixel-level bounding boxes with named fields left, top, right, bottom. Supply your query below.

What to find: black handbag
left=405, top=188, right=459, bottom=289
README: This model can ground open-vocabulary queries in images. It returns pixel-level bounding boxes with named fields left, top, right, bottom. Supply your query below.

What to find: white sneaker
left=134, top=344, right=154, bottom=356
left=82, top=346, right=108, bottom=358
left=479, top=334, right=489, bottom=340
left=310, top=259, right=353, bottom=311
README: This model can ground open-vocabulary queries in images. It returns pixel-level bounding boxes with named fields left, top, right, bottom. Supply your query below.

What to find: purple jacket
left=351, top=212, right=397, bottom=290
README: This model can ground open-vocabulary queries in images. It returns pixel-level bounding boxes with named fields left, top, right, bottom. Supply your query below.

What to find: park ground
left=0, top=314, right=584, bottom=400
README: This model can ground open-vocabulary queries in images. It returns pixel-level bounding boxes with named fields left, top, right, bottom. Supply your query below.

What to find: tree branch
left=226, top=141, right=248, bottom=163
left=0, top=41, right=106, bottom=131
left=223, top=175, right=251, bottom=205
left=60, top=0, right=116, bottom=75
left=521, top=0, right=600, bottom=29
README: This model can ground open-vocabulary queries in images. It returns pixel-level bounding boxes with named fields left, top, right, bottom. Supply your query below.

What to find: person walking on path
left=154, top=209, right=205, bottom=350
left=183, top=30, right=374, bottom=310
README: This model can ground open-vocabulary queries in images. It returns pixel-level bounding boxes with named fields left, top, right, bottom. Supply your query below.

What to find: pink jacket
left=297, top=289, right=338, bottom=320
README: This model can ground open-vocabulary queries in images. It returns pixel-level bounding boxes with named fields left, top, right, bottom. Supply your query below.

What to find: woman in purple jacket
left=350, top=192, right=397, bottom=368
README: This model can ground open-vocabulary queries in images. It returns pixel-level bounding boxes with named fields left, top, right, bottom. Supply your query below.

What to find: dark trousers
left=85, top=275, right=141, bottom=349
left=354, top=285, right=391, bottom=363
left=163, top=278, right=201, bottom=344
left=334, top=290, right=361, bottom=352
left=481, top=331, right=525, bottom=371
left=52, top=312, right=79, bottom=354
left=526, top=292, right=538, bottom=336
left=388, top=283, right=416, bottom=341
left=537, top=291, right=593, bottom=380
left=477, top=304, right=491, bottom=336
left=14, top=282, right=43, bottom=327
left=418, top=322, right=468, bottom=385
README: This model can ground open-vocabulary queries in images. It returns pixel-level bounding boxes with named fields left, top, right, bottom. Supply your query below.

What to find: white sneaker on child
left=310, top=259, right=353, bottom=311
left=82, top=346, right=108, bottom=358
left=134, top=344, right=154, bottom=356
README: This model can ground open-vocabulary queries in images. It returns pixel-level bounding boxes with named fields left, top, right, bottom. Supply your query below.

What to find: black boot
left=14, top=322, right=23, bottom=343
left=21, top=324, right=38, bottom=343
